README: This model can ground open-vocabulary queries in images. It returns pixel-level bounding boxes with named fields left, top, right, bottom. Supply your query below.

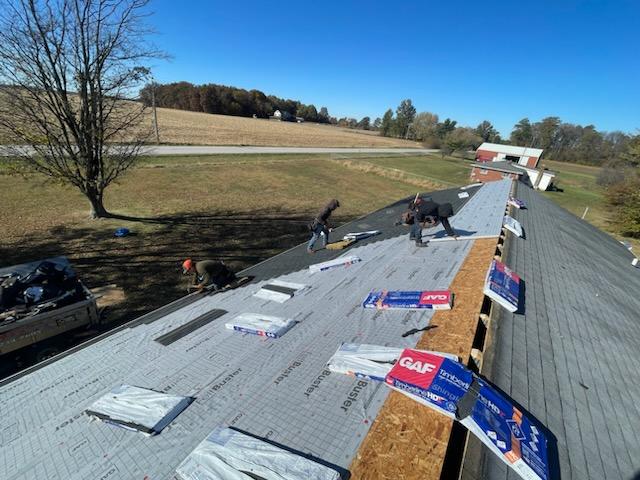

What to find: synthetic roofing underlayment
left=1, top=180, right=511, bottom=479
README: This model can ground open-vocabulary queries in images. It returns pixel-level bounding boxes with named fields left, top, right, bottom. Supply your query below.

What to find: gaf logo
left=423, top=294, right=448, bottom=300
left=399, top=356, right=437, bottom=374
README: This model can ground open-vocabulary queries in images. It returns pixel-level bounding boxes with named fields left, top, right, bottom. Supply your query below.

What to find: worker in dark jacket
left=182, top=259, right=236, bottom=292
left=409, top=198, right=457, bottom=246
left=307, top=199, right=340, bottom=253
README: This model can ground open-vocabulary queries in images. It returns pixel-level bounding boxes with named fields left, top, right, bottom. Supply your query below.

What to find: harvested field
left=151, top=108, right=421, bottom=147
left=349, top=238, right=498, bottom=480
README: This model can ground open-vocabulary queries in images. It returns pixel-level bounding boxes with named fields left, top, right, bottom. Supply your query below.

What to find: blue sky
left=147, top=0, right=639, bottom=136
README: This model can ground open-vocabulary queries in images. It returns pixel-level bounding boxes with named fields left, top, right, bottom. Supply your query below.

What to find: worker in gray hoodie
left=307, top=199, right=340, bottom=253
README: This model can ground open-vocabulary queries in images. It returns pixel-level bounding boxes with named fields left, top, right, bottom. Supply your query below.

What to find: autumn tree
left=0, top=0, right=160, bottom=218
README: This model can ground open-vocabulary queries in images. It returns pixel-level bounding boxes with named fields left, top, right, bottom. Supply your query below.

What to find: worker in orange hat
left=182, top=258, right=236, bottom=292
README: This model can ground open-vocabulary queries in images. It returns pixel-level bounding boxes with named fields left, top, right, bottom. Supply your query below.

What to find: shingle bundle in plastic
left=503, top=215, right=523, bottom=238
left=85, top=385, right=193, bottom=435
left=226, top=313, right=296, bottom=338
left=483, top=260, right=521, bottom=312
left=327, top=343, right=458, bottom=382
left=385, top=349, right=550, bottom=480
left=362, top=290, right=452, bottom=310
left=175, top=427, right=340, bottom=480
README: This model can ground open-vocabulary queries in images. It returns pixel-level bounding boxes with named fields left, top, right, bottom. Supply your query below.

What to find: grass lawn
left=362, top=154, right=473, bottom=187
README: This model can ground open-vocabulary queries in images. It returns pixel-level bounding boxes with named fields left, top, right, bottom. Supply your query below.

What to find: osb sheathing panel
left=349, top=238, right=497, bottom=480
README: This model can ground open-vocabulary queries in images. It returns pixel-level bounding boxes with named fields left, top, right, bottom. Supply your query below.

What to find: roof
left=0, top=181, right=512, bottom=479
left=467, top=184, right=640, bottom=479
left=472, top=160, right=525, bottom=175
left=478, top=142, right=544, bottom=158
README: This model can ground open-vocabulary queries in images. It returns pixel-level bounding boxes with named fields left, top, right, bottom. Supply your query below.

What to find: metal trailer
left=0, top=257, right=100, bottom=362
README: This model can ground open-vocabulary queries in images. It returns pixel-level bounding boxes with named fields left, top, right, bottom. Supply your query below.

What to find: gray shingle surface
left=475, top=184, right=640, bottom=480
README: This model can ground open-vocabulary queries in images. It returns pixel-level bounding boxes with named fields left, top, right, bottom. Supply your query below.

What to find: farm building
left=471, top=160, right=557, bottom=191
left=475, top=142, right=543, bottom=168
left=270, top=109, right=295, bottom=122
left=470, top=160, right=525, bottom=183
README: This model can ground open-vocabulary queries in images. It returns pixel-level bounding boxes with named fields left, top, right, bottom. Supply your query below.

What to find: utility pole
left=151, top=81, right=160, bottom=144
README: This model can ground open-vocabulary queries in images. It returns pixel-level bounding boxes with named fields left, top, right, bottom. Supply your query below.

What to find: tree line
left=377, top=99, right=639, bottom=238
left=140, top=82, right=335, bottom=124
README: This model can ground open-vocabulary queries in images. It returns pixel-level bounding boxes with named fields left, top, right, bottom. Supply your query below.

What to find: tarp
left=385, top=350, right=550, bottom=480
left=85, top=385, right=192, bottom=435
left=175, top=427, right=340, bottom=480
left=503, top=215, right=524, bottom=238
left=253, top=280, right=308, bottom=303
left=483, top=260, right=521, bottom=313
left=226, top=313, right=296, bottom=338
left=327, top=343, right=458, bottom=382
left=508, top=197, right=526, bottom=209
left=363, top=290, right=452, bottom=310
left=308, top=256, right=361, bottom=274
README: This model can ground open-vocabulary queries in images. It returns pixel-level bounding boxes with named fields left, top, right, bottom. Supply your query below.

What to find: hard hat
left=182, top=259, right=194, bottom=273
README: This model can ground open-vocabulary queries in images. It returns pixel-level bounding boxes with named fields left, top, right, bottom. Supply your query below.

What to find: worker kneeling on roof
left=407, top=198, right=458, bottom=247
left=182, top=259, right=236, bottom=292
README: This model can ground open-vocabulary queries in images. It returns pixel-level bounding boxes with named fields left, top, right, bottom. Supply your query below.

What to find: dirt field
left=151, top=108, right=421, bottom=147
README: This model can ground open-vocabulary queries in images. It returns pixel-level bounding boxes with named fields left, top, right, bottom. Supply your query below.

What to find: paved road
left=0, top=145, right=438, bottom=156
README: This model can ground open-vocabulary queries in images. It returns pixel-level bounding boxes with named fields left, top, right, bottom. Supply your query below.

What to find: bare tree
left=0, top=0, right=160, bottom=218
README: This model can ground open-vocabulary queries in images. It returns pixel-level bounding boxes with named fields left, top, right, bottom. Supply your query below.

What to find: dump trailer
left=0, top=257, right=100, bottom=362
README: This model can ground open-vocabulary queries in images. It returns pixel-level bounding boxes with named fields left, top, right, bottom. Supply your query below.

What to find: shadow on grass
left=1, top=207, right=350, bottom=326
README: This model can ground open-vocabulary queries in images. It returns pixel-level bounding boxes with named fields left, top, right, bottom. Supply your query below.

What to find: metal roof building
left=476, top=143, right=544, bottom=169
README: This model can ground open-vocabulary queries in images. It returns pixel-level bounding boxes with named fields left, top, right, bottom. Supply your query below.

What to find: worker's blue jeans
left=307, top=224, right=329, bottom=250
left=410, top=222, right=422, bottom=243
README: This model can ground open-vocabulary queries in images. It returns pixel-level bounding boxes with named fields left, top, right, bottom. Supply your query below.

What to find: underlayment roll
left=175, top=427, right=340, bottom=480
left=308, top=255, right=361, bottom=274
left=343, top=230, right=381, bottom=241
